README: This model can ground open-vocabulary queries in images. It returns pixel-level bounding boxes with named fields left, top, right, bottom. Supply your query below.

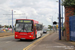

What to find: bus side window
left=40, top=25, right=43, bottom=30
left=36, top=24, right=43, bottom=31
left=36, top=24, right=39, bottom=31
left=36, top=26, right=39, bottom=31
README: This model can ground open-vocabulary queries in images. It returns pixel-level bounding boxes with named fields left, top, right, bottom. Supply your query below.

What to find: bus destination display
left=16, top=20, right=32, bottom=23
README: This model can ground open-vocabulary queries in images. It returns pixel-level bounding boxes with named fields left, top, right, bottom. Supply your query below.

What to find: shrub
left=62, top=27, right=65, bottom=31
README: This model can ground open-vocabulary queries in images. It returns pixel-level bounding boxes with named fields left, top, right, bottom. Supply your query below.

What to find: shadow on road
left=15, top=39, right=37, bottom=42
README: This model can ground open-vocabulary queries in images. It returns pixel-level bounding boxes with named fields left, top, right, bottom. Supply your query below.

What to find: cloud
left=0, top=0, right=63, bottom=26
left=0, top=0, right=8, bottom=4
left=46, top=18, right=51, bottom=22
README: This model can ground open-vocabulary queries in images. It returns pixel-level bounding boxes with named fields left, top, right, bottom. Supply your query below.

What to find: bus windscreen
left=15, top=20, right=33, bottom=32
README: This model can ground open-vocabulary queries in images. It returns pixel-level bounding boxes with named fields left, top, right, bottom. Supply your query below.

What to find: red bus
left=15, top=19, right=43, bottom=40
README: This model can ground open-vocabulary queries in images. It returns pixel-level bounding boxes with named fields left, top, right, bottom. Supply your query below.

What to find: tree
left=5, top=25, right=9, bottom=28
left=0, top=25, right=1, bottom=28
left=62, top=0, right=75, bottom=15
left=62, top=0, right=75, bottom=6
left=10, top=25, right=12, bottom=28
left=48, top=25, right=52, bottom=30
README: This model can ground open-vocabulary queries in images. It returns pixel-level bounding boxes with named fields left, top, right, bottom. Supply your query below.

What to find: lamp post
left=62, top=0, right=64, bottom=36
left=59, top=0, right=61, bottom=40
left=49, top=16, right=53, bottom=31
left=3, top=10, right=26, bottom=33
left=12, top=10, right=13, bottom=33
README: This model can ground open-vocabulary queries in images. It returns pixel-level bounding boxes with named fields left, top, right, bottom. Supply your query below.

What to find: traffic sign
left=53, top=21, right=57, bottom=25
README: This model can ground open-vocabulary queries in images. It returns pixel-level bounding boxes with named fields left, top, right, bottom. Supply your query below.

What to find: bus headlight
left=16, top=35, right=18, bottom=37
left=29, top=36, right=33, bottom=37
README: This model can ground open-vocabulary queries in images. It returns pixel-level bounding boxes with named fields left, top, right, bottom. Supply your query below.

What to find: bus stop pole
left=59, top=0, right=61, bottom=40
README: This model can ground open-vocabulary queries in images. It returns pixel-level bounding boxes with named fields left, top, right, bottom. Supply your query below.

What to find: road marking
left=23, top=33, right=51, bottom=50
left=6, top=41, right=11, bottom=43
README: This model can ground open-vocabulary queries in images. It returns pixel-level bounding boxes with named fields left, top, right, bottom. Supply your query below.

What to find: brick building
left=65, top=6, right=75, bottom=41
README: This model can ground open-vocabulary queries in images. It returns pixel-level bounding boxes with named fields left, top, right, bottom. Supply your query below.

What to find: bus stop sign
left=53, top=21, right=57, bottom=25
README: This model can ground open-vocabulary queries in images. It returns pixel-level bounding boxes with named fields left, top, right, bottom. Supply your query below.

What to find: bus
left=15, top=19, right=43, bottom=40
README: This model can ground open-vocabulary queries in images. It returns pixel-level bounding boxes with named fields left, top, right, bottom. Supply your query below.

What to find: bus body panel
left=15, top=32, right=35, bottom=40
left=37, top=31, right=43, bottom=38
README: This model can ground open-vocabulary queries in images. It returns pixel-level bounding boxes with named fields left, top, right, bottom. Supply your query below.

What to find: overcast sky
left=0, top=0, right=65, bottom=26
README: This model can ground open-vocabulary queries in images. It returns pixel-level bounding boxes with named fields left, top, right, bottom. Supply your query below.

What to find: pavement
left=29, top=32, right=75, bottom=50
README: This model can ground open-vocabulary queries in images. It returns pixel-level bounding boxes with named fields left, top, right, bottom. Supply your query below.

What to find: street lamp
left=3, top=10, right=26, bottom=33
left=56, top=0, right=64, bottom=37
left=61, top=0, right=64, bottom=36
left=59, top=0, right=61, bottom=40
left=49, top=16, right=53, bottom=31
left=12, top=10, right=13, bottom=33
left=49, top=16, right=53, bottom=26
left=56, top=0, right=62, bottom=40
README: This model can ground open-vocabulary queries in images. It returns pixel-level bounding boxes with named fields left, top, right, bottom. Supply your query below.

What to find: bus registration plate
left=21, top=38, right=25, bottom=39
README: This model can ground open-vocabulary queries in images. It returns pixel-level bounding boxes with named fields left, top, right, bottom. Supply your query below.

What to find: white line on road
left=6, top=41, right=11, bottom=43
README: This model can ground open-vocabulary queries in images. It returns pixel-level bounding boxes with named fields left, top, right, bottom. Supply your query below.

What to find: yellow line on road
left=23, top=33, right=51, bottom=50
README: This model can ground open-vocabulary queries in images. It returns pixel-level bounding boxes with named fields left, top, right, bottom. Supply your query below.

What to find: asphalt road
left=0, top=31, right=49, bottom=50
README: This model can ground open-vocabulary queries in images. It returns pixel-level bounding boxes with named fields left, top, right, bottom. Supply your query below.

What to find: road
left=0, top=31, right=49, bottom=50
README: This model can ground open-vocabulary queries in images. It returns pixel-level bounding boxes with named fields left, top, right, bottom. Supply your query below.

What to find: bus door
left=33, top=24, right=36, bottom=38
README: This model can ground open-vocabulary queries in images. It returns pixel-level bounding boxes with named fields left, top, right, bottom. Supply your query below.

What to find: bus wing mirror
left=14, top=28, right=15, bottom=31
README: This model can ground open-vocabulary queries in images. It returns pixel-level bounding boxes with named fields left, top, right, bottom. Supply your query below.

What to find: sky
left=0, top=0, right=65, bottom=27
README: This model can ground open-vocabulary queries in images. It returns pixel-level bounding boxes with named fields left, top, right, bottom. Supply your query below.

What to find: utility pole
left=59, top=0, right=61, bottom=40
left=12, top=10, right=13, bottom=33
left=62, top=0, right=64, bottom=36
left=52, top=16, right=53, bottom=32
left=49, top=16, right=53, bottom=31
